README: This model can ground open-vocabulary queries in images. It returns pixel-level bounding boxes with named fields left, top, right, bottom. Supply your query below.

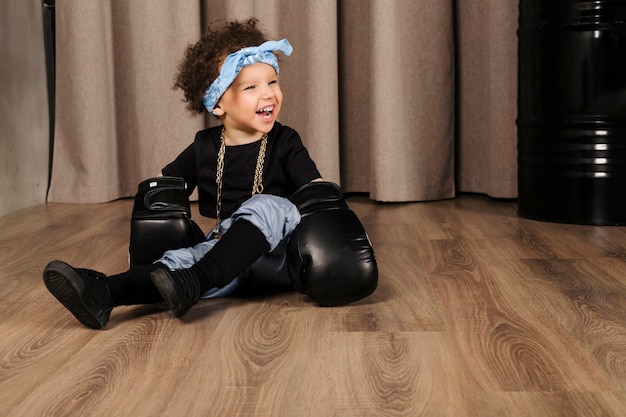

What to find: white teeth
left=258, top=106, right=273, bottom=113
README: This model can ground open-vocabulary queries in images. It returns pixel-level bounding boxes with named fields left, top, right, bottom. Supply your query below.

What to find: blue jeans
left=156, top=194, right=301, bottom=299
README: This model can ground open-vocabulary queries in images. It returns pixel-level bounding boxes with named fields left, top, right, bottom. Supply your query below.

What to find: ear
left=212, top=103, right=225, bottom=117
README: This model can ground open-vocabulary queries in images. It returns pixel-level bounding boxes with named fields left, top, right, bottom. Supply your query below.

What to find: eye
left=243, top=85, right=256, bottom=91
left=269, top=80, right=278, bottom=86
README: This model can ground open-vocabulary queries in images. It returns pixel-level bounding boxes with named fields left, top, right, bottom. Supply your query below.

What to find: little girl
left=43, top=19, right=376, bottom=329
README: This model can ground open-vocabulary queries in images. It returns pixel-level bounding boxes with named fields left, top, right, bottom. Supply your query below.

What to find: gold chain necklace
left=215, top=128, right=267, bottom=236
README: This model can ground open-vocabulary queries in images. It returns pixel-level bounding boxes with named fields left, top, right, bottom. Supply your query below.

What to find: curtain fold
left=368, top=0, right=456, bottom=201
left=47, top=0, right=518, bottom=204
left=456, top=0, right=518, bottom=198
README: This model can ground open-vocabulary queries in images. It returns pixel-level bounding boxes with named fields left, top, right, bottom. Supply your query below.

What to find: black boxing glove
left=129, top=176, right=205, bottom=266
left=288, top=181, right=378, bottom=306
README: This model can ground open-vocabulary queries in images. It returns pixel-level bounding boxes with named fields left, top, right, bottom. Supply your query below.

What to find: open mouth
left=257, top=105, right=274, bottom=117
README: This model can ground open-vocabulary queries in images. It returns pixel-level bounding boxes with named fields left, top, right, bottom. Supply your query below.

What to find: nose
left=260, top=84, right=276, bottom=99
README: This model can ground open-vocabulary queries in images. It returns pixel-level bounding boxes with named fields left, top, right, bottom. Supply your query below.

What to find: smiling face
left=212, top=62, right=283, bottom=145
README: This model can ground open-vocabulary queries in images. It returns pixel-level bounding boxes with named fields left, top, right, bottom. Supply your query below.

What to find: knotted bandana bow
left=203, top=39, right=293, bottom=116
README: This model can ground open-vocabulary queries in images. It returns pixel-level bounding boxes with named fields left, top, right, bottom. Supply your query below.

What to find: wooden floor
left=1, top=195, right=626, bottom=416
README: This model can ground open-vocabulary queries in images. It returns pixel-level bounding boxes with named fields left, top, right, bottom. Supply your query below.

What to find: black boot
left=43, top=260, right=114, bottom=329
left=150, top=268, right=204, bottom=318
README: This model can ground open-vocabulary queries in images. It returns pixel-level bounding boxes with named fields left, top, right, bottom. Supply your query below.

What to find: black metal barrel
left=517, top=0, right=626, bottom=225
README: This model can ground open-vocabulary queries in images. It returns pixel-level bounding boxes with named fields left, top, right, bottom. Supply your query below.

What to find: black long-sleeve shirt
left=162, top=122, right=321, bottom=219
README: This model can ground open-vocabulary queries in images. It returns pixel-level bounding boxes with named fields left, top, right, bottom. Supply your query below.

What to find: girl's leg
left=107, top=263, right=166, bottom=305
left=151, top=194, right=301, bottom=317
left=150, top=219, right=270, bottom=317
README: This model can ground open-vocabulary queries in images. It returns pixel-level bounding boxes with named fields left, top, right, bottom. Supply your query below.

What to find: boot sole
left=43, top=261, right=109, bottom=329
left=150, top=269, right=189, bottom=318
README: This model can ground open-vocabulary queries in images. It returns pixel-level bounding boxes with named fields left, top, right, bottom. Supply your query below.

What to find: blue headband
left=203, top=39, right=293, bottom=116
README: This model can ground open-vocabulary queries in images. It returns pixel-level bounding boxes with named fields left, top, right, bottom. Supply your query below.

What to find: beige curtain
left=48, top=0, right=518, bottom=204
